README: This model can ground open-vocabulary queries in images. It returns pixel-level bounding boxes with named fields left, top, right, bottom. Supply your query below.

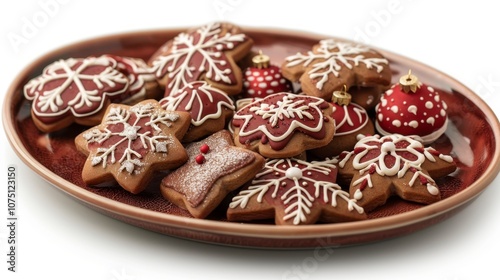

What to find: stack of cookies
left=23, top=22, right=457, bottom=226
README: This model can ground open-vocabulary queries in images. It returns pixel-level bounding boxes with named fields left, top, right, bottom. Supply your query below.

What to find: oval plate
left=3, top=28, right=500, bottom=248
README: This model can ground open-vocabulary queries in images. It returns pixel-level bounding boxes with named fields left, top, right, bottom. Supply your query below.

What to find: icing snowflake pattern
left=338, top=134, right=454, bottom=200
left=286, top=39, right=389, bottom=90
left=150, top=22, right=247, bottom=96
left=83, top=103, right=179, bottom=174
left=230, top=158, right=364, bottom=225
left=160, top=81, right=235, bottom=126
left=24, top=56, right=129, bottom=118
left=232, top=93, right=329, bottom=150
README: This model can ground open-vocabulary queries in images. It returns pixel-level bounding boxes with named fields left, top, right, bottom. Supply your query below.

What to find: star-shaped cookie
left=160, top=130, right=265, bottom=219
left=282, top=39, right=391, bottom=100
left=75, top=99, right=191, bottom=194
left=336, top=134, right=457, bottom=211
left=227, top=157, right=366, bottom=225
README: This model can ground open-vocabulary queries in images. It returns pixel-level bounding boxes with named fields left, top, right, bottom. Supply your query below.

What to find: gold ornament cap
left=332, top=85, right=352, bottom=106
left=399, top=69, right=421, bottom=93
left=252, top=50, right=270, bottom=69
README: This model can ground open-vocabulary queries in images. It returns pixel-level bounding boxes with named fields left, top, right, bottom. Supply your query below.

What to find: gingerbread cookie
left=282, top=39, right=391, bottom=101
left=160, top=130, right=265, bottom=219
left=310, top=87, right=374, bottom=158
left=75, top=100, right=191, bottom=194
left=375, top=71, right=449, bottom=144
left=160, top=81, right=235, bottom=142
left=104, top=55, right=161, bottom=104
left=227, top=157, right=366, bottom=225
left=337, top=134, right=456, bottom=212
left=232, top=92, right=335, bottom=158
left=149, top=22, right=253, bottom=96
left=24, top=56, right=129, bottom=132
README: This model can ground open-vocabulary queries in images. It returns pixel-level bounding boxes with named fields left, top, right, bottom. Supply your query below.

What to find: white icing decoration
left=391, top=105, right=399, bottom=113
left=150, top=22, right=246, bottom=95
left=426, top=117, right=435, bottom=126
left=385, top=89, right=393, bottom=96
left=285, top=39, right=388, bottom=90
left=24, top=57, right=129, bottom=117
left=427, top=86, right=434, bottom=92
left=335, top=103, right=369, bottom=136
left=84, top=103, right=177, bottom=174
left=286, top=167, right=303, bottom=180
left=230, top=158, right=364, bottom=225
left=160, top=81, right=235, bottom=127
left=425, top=101, right=434, bottom=109
left=380, top=97, right=387, bottom=107
left=392, top=120, right=401, bottom=127
left=234, top=93, right=325, bottom=143
left=408, top=105, right=418, bottom=115
left=409, top=120, right=419, bottom=128
left=434, top=95, right=440, bottom=102
left=338, top=134, right=452, bottom=197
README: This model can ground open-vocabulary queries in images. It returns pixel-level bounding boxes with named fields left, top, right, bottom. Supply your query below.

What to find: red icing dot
left=359, top=179, right=368, bottom=191
left=200, top=144, right=210, bottom=154
left=195, top=154, right=205, bottom=164
left=419, top=175, right=429, bottom=185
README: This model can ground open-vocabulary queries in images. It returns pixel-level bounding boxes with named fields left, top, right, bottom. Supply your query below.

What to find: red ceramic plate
left=3, top=27, right=500, bottom=248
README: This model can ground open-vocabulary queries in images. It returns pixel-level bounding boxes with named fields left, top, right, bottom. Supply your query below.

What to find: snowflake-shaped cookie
left=160, top=130, right=265, bottom=219
left=149, top=22, right=253, bottom=96
left=282, top=39, right=391, bottom=100
left=337, top=134, right=456, bottom=211
left=228, top=157, right=366, bottom=225
left=75, top=100, right=191, bottom=194
left=24, top=56, right=129, bottom=132
left=232, top=93, right=335, bottom=158
left=160, top=81, right=235, bottom=142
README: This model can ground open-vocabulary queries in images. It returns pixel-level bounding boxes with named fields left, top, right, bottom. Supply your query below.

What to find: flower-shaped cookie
left=228, top=157, right=366, bottom=225
left=24, top=56, right=129, bottom=132
left=149, top=22, right=253, bottom=96
left=75, top=100, right=191, bottom=194
left=337, top=134, right=456, bottom=211
left=282, top=39, right=391, bottom=100
left=231, top=93, right=335, bottom=158
left=160, top=130, right=265, bottom=218
left=160, top=81, right=235, bottom=142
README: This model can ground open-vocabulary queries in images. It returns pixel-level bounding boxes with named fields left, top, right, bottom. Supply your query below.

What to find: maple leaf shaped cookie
left=160, top=81, right=235, bottom=142
left=149, top=22, right=253, bottom=97
left=227, top=157, right=366, bottom=225
left=232, top=93, right=335, bottom=158
left=24, top=56, right=129, bottom=132
left=75, top=100, right=191, bottom=194
left=160, top=130, right=265, bottom=219
left=282, top=39, right=391, bottom=100
left=336, top=134, right=457, bottom=212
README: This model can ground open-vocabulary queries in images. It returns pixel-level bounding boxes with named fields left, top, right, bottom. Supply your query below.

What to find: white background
left=1, top=1, right=499, bottom=279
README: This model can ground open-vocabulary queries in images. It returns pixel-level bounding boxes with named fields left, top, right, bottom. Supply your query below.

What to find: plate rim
left=3, top=26, right=500, bottom=241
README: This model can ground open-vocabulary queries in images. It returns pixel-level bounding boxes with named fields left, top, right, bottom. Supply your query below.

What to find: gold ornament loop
left=332, top=85, right=352, bottom=106
left=399, top=69, right=421, bottom=93
left=252, top=50, right=270, bottom=69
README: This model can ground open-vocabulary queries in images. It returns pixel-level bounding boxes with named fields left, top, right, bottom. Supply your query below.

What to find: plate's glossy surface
left=3, top=28, right=500, bottom=248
